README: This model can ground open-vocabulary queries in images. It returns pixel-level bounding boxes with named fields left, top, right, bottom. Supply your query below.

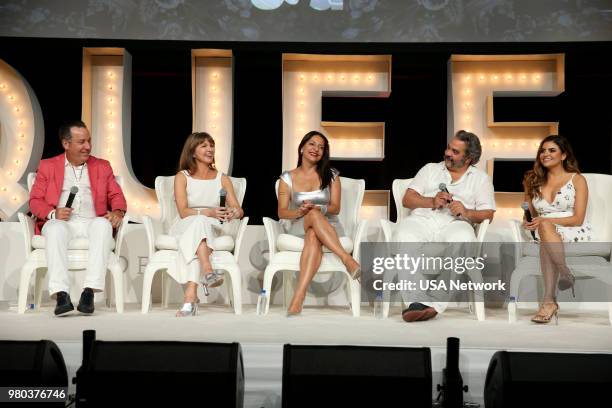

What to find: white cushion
left=155, top=234, right=235, bottom=252
left=31, top=236, right=115, bottom=250
left=522, top=242, right=612, bottom=257
left=277, top=233, right=354, bottom=253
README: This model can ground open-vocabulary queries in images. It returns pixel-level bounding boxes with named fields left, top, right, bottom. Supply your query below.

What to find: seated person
left=278, top=131, right=360, bottom=316
left=29, top=120, right=126, bottom=316
left=170, top=132, right=244, bottom=317
left=393, top=130, right=495, bottom=322
left=522, top=135, right=591, bottom=324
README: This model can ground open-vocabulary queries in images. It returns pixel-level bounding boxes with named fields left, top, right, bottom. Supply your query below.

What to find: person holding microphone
left=29, top=120, right=127, bottom=316
left=393, top=130, right=495, bottom=322
left=170, top=132, right=243, bottom=317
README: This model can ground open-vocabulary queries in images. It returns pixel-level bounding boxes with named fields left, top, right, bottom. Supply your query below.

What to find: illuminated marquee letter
left=192, top=49, right=234, bottom=174
left=0, top=59, right=44, bottom=220
left=82, top=48, right=156, bottom=221
left=449, top=54, right=564, bottom=218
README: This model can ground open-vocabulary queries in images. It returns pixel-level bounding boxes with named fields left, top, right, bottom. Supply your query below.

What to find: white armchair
left=141, top=176, right=248, bottom=314
left=261, top=176, right=368, bottom=317
left=379, top=178, right=490, bottom=321
left=508, top=173, right=612, bottom=324
left=17, top=173, right=128, bottom=314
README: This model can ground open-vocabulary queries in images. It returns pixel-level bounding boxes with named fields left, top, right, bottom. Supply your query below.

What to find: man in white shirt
left=29, top=120, right=127, bottom=316
left=393, top=130, right=495, bottom=322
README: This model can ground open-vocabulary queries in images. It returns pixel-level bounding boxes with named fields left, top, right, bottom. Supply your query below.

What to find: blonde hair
left=178, top=132, right=216, bottom=175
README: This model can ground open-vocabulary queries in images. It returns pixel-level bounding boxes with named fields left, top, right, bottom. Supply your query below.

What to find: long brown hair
left=523, top=135, right=580, bottom=199
left=178, top=132, right=216, bottom=175
left=297, top=131, right=333, bottom=189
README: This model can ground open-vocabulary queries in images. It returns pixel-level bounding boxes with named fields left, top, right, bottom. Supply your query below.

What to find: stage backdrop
left=0, top=37, right=611, bottom=307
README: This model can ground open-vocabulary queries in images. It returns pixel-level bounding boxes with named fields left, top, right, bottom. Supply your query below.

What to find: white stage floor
left=2, top=304, right=611, bottom=407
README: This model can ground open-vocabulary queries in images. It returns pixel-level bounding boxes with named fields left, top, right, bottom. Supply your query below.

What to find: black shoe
left=77, top=288, right=95, bottom=315
left=402, top=302, right=438, bottom=322
left=54, top=292, right=74, bottom=316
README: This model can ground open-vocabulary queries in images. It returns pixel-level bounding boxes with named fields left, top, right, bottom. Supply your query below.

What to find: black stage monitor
left=0, top=340, right=68, bottom=407
left=282, top=344, right=432, bottom=408
left=485, top=350, right=612, bottom=408
left=75, top=331, right=243, bottom=407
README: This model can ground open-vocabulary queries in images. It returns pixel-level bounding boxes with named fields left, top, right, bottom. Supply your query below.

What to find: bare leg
left=538, top=220, right=566, bottom=302
left=183, top=282, right=198, bottom=303
left=303, top=210, right=359, bottom=274
left=532, top=220, right=563, bottom=323
left=287, top=228, right=323, bottom=313
left=181, top=240, right=213, bottom=304
left=196, top=239, right=214, bottom=277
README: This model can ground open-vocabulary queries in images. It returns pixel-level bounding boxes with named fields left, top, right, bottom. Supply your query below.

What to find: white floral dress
left=532, top=173, right=593, bottom=242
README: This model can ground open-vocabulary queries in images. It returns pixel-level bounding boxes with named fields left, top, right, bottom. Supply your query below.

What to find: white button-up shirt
left=48, top=156, right=96, bottom=220
left=407, top=161, right=496, bottom=220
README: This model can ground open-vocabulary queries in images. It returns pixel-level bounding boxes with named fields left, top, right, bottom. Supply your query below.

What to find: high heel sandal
left=349, top=266, right=361, bottom=281
left=176, top=298, right=200, bottom=317
left=531, top=301, right=559, bottom=325
left=558, top=267, right=576, bottom=297
left=201, top=271, right=224, bottom=296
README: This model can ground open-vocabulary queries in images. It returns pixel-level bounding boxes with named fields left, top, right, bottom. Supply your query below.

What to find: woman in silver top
left=278, top=131, right=361, bottom=316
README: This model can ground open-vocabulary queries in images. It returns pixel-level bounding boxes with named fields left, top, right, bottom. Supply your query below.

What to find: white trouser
left=42, top=217, right=113, bottom=297
left=393, top=213, right=476, bottom=314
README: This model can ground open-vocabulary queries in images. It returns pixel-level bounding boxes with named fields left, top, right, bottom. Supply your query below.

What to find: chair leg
left=105, top=270, right=112, bottom=309
left=34, top=268, right=46, bottom=311
left=220, top=263, right=242, bottom=315
left=141, top=264, right=158, bottom=314
left=108, top=258, right=124, bottom=314
left=162, top=272, right=171, bottom=309
left=383, top=300, right=390, bottom=318
left=282, top=270, right=294, bottom=311
left=466, top=270, right=486, bottom=321
left=225, top=274, right=234, bottom=308
left=262, top=265, right=280, bottom=315
left=348, top=278, right=361, bottom=317
left=17, top=263, right=37, bottom=314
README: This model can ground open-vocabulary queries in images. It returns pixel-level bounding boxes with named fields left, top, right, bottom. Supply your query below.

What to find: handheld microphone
left=65, top=186, right=78, bottom=208
left=521, top=202, right=537, bottom=241
left=438, top=183, right=452, bottom=203
left=219, top=188, right=227, bottom=224
left=439, top=183, right=461, bottom=217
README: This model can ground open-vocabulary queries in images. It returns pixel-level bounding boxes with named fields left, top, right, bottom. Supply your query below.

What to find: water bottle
left=27, top=284, right=35, bottom=310
left=256, top=289, right=268, bottom=315
left=373, top=292, right=384, bottom=319
left=507, top=296, right=517, bottom=324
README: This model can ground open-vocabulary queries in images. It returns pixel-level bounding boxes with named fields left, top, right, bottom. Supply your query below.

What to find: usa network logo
left=251, top=0, right=343, bottom=10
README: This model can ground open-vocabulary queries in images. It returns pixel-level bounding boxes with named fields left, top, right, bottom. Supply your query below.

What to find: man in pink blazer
left=29, top=120, right=127, bottom=316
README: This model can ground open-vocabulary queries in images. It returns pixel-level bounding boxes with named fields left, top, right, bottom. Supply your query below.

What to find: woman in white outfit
left=171, top=132, right=244, bottom=317
left=523, top=135, right=591, bottom=324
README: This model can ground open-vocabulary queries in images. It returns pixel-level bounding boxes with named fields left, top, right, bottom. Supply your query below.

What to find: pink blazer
left=29, top=154, right=127, bottom=235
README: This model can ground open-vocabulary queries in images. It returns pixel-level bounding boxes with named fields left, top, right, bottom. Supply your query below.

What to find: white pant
left=42, top=217, right=113, bottom=296
left=392, top=213, right=476, bottom=314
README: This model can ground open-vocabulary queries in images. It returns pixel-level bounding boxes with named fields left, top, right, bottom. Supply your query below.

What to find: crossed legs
left=533, top=220, right=565, bottom=323
left=182, top=239, right=214, bottom=304
left=287, top=210, right=359, bottom=314
left=537, top=220, right=567, bottom=302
